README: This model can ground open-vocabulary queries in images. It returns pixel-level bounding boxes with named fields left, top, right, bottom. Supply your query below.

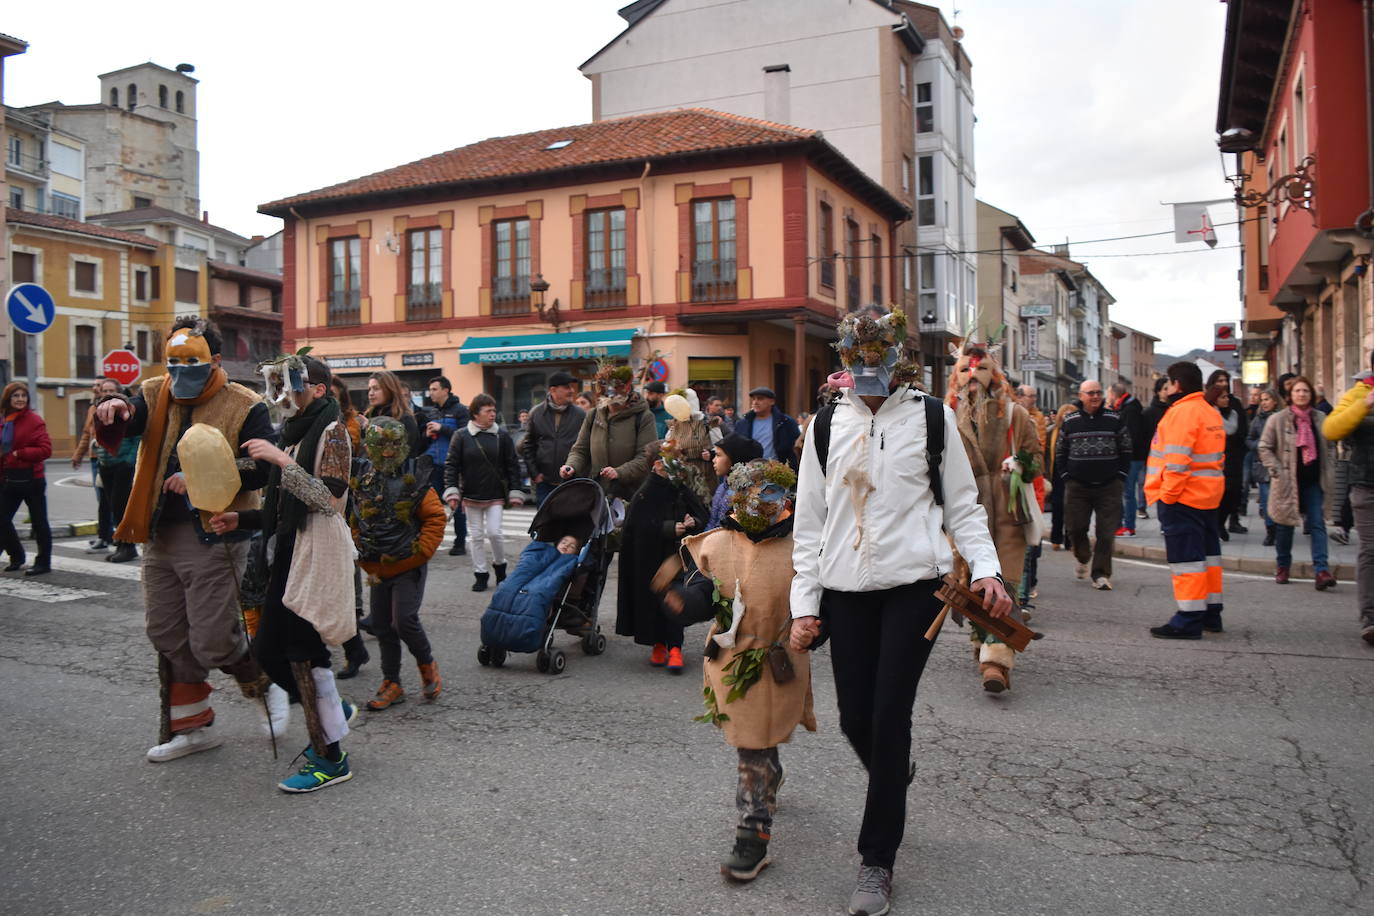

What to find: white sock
left=311, top=667, right=349, bottom=744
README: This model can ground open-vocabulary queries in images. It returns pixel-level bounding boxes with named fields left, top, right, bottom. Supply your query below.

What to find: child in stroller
left=477, top=478, right=614, bottom=674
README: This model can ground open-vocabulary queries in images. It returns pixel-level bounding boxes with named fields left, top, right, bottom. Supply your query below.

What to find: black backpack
left=811, top=393, right=946, bottom=506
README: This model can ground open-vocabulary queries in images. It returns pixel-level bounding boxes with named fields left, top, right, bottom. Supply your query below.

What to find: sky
left=3, top=0, right=1238, bottom=356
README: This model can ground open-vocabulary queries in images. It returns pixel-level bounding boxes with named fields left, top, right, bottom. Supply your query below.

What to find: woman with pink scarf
left=1258, top=376, right=1337, bottom=589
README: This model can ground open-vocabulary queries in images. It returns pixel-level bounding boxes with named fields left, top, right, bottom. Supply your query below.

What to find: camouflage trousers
left=736, top=746, right=783, bottom=833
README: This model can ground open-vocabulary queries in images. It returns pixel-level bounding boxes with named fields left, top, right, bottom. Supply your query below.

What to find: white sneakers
left=1093, top=577, right=1112, bottom=590
left=1075, top=562, right=1089, bottom=580
left=146, top=728, right=223, bottom=763
left=262, top=683, right=291, bottom=737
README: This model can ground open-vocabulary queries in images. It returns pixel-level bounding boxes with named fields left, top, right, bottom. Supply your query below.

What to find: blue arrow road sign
left=6, top=283, right=56, bottom=334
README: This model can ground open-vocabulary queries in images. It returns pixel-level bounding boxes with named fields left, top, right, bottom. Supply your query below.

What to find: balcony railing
left=5, top=150, right=47, bottom=178
left=819, top=257, right=835, bottom=289
left=846, top=275, right=861, bottom=311
left=406, top=282, right=442, bottom=321
left=585, top=266, right=627, bottom=310
left=692, top=258, right=737, bottom=303
left=328, top=288, right=360, bottom=326
left=491, top=274, right=530, bottom=316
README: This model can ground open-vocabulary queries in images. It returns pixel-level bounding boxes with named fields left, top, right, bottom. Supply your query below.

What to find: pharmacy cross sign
left=1187, top=211, right=1217, bottom=248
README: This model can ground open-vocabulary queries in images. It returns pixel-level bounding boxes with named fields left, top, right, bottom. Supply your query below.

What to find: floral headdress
left=593, top=359, right=635, bottom=408
left=727, top=459, right=797, bottom=533
left=833, top=305, right=920, bottom=395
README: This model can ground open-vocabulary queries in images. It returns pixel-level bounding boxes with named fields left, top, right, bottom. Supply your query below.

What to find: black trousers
left=0, top=477, right=52, bottom=565
left=371, top=565, right=434, bottom=683
left=821, top=578, right=944, bottom=870
left=98, top=463, right=134, bottom=542
left=252, top=533, right=331, bottom=700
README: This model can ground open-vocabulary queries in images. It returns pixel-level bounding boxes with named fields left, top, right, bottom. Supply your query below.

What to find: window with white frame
left=9, top=186, right=22, bottom=210
left=6, top=135, right=20, bottom=167
left=50, top=192, right=80, bottom=220
left=134, top=268, right=150, bottom=302
left=916, top=82, right=933, bottom=133
left=1293, top=73, right=1307, bottom=163
left=70, top=256, right=101, bottom=298
left=918, top=252, right=937, bottom=319
left=899, top=58, right=909, bottom=97
left=917, top=156, right=935, bottom=225
left=901, top=156, right=912, bottom=195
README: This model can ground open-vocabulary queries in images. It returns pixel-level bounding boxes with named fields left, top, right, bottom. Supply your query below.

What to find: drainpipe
left=1359, top=0, right=1374, bottom=237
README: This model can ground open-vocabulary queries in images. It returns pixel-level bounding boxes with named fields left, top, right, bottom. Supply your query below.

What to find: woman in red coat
left=0, top=382, right=54, bottom=575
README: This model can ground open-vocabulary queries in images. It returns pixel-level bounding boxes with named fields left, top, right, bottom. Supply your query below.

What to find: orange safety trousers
left=1158, top=501, right=1223, bottom=631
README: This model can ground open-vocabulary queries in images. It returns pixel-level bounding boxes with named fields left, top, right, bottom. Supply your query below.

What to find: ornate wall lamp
left=529, top=274, right=562, bottom=330
left=1217, top=128, right=1316, bottom=224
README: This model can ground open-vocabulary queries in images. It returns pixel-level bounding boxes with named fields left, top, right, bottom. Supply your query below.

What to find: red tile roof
left=260, top=109, right=821, bottom=214
left=5, top=207, right=159, bottom=248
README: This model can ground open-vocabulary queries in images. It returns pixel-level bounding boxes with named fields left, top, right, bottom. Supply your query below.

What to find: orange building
left=259, top=109, right=909, bottom=419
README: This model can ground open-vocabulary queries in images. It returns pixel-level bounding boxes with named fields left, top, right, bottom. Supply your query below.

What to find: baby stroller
left=477, top=477, right=616, bottom=674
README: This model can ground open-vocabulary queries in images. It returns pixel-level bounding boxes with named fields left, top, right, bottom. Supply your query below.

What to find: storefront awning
left=459, top=328, right=639, bottom=365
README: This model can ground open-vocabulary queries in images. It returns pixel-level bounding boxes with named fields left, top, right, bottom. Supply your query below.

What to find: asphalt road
left=1, top=506, right=1371, bottom=916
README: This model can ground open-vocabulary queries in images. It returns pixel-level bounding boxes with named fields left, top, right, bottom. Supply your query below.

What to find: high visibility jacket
left=1144, top=391, right=1224, bottom=509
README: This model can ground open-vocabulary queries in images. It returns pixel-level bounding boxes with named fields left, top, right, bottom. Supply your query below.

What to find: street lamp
left=529, top=274, right=562, bottom=330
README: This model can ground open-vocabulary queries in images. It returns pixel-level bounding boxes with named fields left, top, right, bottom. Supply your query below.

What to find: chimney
left=763, top=64, right=791, bottom=125
left=1053, top=243, right=1070, bottom=257
left=202, top=210, right=209, bottom=223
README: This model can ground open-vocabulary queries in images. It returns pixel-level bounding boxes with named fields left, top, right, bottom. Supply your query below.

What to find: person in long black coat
left=615, top=447, right=708, bottom=673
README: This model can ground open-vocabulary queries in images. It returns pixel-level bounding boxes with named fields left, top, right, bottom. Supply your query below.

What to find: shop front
left=459, top=328, right=640, bottom=423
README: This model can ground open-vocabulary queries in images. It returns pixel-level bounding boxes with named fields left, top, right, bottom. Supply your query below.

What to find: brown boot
left=418, top=660, right=442, bottom=700
left=367, top=679, right=406, bottom=710
left=980, top=662, right=1010, bottom=693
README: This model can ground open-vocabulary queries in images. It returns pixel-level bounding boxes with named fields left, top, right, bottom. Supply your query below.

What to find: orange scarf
left=116, top=367, right=229, bottom=543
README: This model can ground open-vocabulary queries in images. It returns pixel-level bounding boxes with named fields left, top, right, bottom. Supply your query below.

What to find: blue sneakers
left=278, top=748, right=353, bottom=793
left=342, top=699, right=359, bottom=726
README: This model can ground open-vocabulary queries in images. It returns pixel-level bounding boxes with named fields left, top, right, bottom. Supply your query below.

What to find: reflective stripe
left=1170, top=561, right=1207, bottom=575
left=1205, top=556, right=1222, bottom=567
left=1207, top=593, right=1223, bottom=605
left=1176, top=598, right=1207, bottom=611
left=1166, top=463, right=1190, bottom=473
left=1160, top=444, right=1194, bottom=456
left=1192, top=452, right=1224, bottom=462
left=1192, top=468, right=1223, bottom=477
left=1149, top=448, right=1167, bottom=459
left=1145, top=467, right=1160, bottom=477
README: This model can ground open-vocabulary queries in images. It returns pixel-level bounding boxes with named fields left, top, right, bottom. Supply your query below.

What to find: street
left=0, top=473, right=1371, bottom=916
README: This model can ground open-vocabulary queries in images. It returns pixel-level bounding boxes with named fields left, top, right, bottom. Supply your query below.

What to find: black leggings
left=821, top=579, right=944, bottom=870
left=252, top=535, right=330, bottom=700
left=0, top=477, right=52, bottom=565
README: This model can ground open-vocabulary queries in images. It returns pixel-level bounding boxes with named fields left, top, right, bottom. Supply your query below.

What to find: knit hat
left=716, top=434, right=763, bottom=465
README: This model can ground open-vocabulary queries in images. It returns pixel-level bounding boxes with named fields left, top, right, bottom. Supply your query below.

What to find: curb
left=1112, top=540, right=1355, bottom=580
left=19, top=521, right=99, bottom=539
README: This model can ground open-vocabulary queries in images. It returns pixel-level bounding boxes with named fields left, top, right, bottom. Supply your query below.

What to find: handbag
left=465, top=429, right=512, bottom=508
left=1020, top=481, right=1047, bottom=545
left=283, top=511, right=359, bottom=646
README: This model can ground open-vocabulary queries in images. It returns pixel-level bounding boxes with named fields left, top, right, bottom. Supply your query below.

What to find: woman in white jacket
left=789, top=305, right=1010, bottom=916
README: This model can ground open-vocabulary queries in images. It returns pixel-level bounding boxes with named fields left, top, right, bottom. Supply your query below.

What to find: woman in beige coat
left=1258, top=376, right=1336, bottom=588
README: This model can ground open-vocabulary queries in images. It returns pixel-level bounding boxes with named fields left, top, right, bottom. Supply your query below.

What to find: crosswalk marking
left=0, top=578, right=108, bottom=603
left=50, top=554, right=144, bottom=582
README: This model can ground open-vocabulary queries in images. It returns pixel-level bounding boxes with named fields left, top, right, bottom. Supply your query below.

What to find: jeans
left=0, top=477, right=53, bottom=566
left=1122, top=460, right=1145, bottom=527
left=534, top=479, right=558, bottom=508
left=1020, top=543, right=1041, bottom=602
left=820, top=578, right=944, bottom=870
left=1274, top=480, right=1329, bottom=572
left=1349, top=485, right=1374, bottom=628
left=92, top=460, right=112, bottom=542
left=98, top=462, right=134, bottom=543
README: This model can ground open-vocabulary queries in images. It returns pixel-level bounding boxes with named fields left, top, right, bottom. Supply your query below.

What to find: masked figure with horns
left=946, top=342, right=1043, bottom=693
left=94, top=317, right=277, bottom=763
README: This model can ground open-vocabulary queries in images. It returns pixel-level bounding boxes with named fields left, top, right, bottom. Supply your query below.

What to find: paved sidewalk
left=1110, top=503, right=1358, bottom=580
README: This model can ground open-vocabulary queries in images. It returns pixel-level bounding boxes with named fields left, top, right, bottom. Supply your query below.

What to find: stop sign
left=101, top=348, right=142, bottom=386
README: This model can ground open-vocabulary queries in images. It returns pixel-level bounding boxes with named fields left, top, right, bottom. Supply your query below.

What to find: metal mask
left=363, top=418, right=410, bottom=474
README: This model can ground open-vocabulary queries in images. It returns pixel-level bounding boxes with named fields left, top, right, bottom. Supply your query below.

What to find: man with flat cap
left=644, top=380, right=671, bottom=438
left=523, top=370, right=587, bottom=507
left=734, top=386, right=801, bottom=469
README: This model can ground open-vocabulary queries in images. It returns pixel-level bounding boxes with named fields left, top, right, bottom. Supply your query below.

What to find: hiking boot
left=146, top=728, right=223, bottom=763
left=980, top=662, right=1009, bottom=693
left=1074, top=562, right=1088, bottom=580
left=666, top=647, right=684, bottom=674
left=278, top=747, right=353, bottom=793
left=448, top=542, right=466, bottom=556
left=1275, top=566, right=1290, bottom=584
left=472, top=572, right=490, bottom=592
left=418, top=660, right=442, bottom=700
left=1150, top=623, right=1201, bottom=640
left=107, top=543, right=138, bottom=563
left=848, top=864, right=893, bottom=916
left=493, top=562, right=508, bottom=584
left=720, top=827, right=770, bottom=882
left=1314, top=570, right=1337, bottom=591
left=1228, top=519, right=1248, bottom=534
left=649, top=643, right=668, bottom=667
left=1093, top=577, right=1112, bottom=590
left=367, top=679, right=406, bottom=710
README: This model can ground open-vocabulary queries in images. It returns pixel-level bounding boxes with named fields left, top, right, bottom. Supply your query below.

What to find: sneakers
left=1315, top=570, right=1337, bottom=590
left=366, top=679, right=406, bottom=710
left=1114, top=526, right=1135, bottom=538
left=848, top=864, right=893, bottom=916
left=1074, top=562, right=1089, bottom=580
left=1092, top=577, right=1112, bottom=590
left=1275, top=566, right=1290, bottom=584
left=262, top=683, right=290, bottom=737
left=720, top=828, right=770, bottom=882
left=1149, top=624, right=1201, bottom=640
left=649, top=643, right=668, bottom=667
left=278, top=747, right=353, bottom=793
left=1330, top=528, right=1351, bottom=545
left=1137, top=507, right=1149, bottom=519
left=666, top=647, right=684, bottom=673
left=418, top=660, right=442, bottom=699
left=146, top=728, right=223, bottom=763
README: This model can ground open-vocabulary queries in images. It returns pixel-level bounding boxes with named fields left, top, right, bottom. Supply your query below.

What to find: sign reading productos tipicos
left=476, top=345, right=617, bottom=364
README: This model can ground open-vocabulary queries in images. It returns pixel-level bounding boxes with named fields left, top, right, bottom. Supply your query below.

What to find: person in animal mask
left=209, top=353, right=359, bottom=792
left=93, top=317, right=276, bottom=764
left=946, top=343, right=1042, bottom=694
left=349, top=417, right=447, bottom=711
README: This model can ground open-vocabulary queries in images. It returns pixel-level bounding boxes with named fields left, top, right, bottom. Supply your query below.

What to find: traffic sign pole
left=25, top=333, right=37, bottom=388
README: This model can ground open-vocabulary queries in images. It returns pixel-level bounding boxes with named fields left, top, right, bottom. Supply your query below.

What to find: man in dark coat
left=424, top=377, right=470, bottom=555
left=733, top=387, right=801, bottom=469
left=1110, top=381, right=1146, bottom=535
left=523, top=370, right=586, bottom=507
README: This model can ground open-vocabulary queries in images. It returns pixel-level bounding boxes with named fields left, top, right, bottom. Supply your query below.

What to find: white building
left=581, top=0, right=976, bottom=393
